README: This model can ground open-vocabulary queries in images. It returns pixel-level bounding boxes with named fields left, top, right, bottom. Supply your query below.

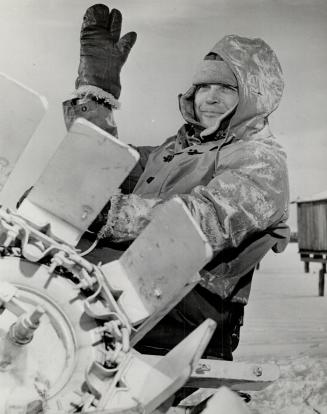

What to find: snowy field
left=234, top=243, right=327, bottom=413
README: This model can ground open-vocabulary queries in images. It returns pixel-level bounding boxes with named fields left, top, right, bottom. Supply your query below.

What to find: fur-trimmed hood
left=179, top=35, right=284, bottom=140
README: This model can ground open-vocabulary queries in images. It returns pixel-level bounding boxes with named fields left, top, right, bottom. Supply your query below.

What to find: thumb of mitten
left=119, top=32, right=137, bottom=60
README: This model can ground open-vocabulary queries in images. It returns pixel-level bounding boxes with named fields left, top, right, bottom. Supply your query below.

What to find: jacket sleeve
left=63, top=97, right=118, bottom=137
left=99, top=139, right=289, bottom=256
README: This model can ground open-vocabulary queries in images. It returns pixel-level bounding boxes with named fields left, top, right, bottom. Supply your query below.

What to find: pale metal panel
left=22, top=118, right=139, bottom=236
left=0, top=73, right=47, bottom=200
left=103, top=198, right=213, bottom=331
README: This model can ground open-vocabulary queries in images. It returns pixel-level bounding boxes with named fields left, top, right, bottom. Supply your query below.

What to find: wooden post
left=304, top=261, right=310, bottom=273
left=319, top=263, right=326, bottom=297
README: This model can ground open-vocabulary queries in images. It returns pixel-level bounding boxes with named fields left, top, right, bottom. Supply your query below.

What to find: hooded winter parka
left=64, top=35, right=290, bottom=306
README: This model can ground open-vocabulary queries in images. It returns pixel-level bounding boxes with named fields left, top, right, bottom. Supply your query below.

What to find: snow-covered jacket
left=63, top=35, right=290, bottom=304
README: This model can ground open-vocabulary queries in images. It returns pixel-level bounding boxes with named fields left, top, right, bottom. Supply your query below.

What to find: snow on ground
left=234, top=243, right=327, bottom=413
left=249, top=355, right=327, bottom=414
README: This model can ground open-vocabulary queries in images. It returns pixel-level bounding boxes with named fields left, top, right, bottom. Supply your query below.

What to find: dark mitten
left=76, top=4, right=137, bottom=99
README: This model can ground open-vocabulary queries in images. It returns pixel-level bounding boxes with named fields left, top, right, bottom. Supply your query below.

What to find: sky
left=0, top=0, right=326, bottom=229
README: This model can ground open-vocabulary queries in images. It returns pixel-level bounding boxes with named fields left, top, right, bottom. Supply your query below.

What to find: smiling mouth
left=201, top=111, right=223, bottom=116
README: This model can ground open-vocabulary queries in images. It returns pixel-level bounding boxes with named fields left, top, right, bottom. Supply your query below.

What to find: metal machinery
left=0, top=74, right=279, bottom=413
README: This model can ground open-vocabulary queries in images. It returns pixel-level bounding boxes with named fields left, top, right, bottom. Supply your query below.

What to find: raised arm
left=63, top=4, right=136, bottom=134
left=63, top=4, right=158, bottom=192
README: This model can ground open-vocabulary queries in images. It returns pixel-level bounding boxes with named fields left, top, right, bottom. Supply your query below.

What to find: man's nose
left=205, top=87, right=221, bottom=103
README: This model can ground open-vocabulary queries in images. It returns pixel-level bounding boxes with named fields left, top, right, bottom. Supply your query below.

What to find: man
left=64, top=4, right=290, bottom=360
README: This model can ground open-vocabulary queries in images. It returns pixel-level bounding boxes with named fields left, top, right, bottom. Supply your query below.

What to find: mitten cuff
left=76, top=85, right=121, bottom=109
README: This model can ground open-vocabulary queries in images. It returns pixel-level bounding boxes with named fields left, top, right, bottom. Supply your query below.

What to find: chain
left=98, top=316, right=131, bottom=367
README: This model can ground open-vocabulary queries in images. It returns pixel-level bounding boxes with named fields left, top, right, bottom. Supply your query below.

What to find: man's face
left=194, top=83, right=239, bottom=129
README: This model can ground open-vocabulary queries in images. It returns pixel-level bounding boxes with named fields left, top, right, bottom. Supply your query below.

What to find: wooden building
left=294, top=191, right=327, bottom=296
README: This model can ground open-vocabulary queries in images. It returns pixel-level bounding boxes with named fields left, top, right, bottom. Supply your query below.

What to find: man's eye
left=198, top=85, right=210, bottom=92
left=221, top=84, right=238, bottom=92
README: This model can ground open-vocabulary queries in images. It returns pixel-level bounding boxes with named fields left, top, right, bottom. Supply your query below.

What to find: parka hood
left=179, top=35, right=284, bottom=139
